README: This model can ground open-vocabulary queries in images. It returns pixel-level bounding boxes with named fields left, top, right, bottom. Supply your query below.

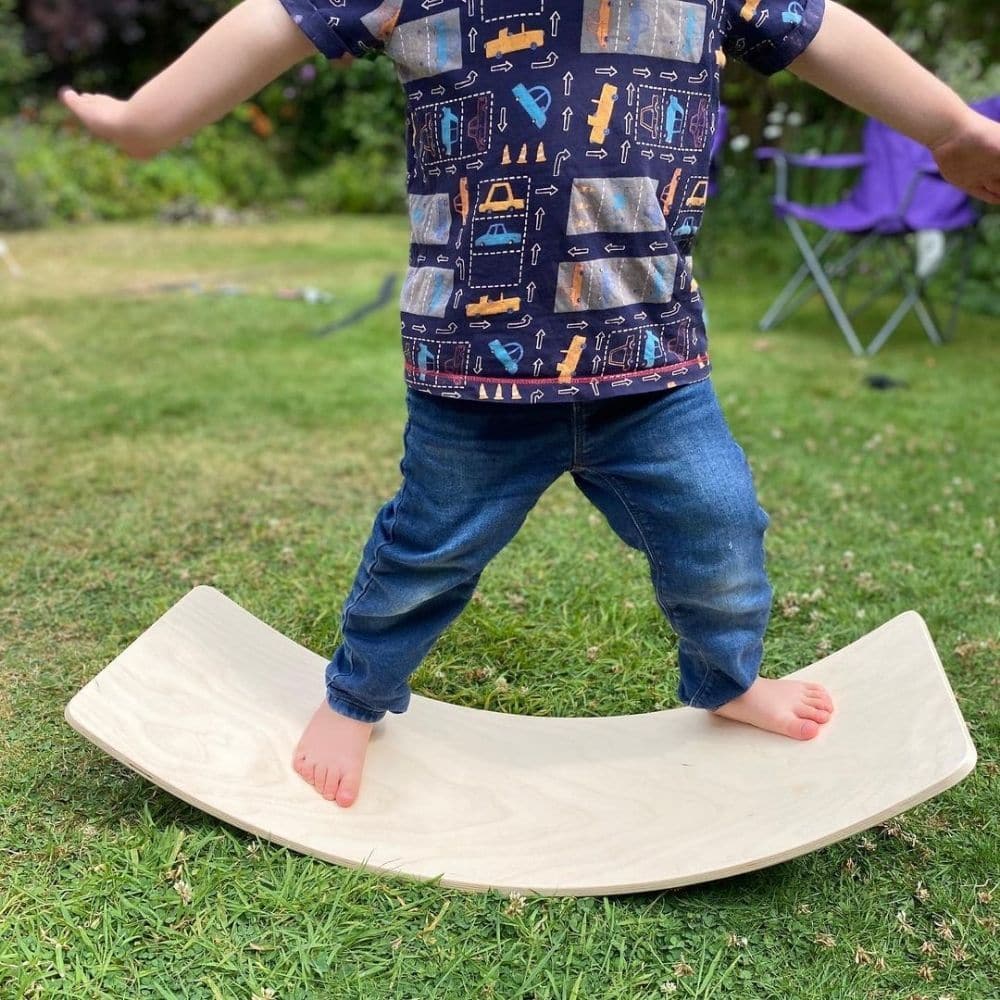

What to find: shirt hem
left=404, top=356, right=712, bottom=404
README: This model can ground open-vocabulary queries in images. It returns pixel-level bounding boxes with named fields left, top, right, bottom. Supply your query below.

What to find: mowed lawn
left=1, top=216, right=997, bottom=999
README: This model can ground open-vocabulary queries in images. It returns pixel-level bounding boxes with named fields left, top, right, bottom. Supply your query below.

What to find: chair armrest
left=756, top=148, right=867, bottom=202
left=756, top=148, right=867, bottom=169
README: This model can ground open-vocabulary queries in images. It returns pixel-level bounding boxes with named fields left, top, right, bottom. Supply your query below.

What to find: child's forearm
left=124, top=0, right=319, bottom=155
left=787, top=1, right=971, bottom=151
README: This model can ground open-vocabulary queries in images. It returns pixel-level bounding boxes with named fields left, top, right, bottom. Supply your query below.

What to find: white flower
left=787, top=111, right=804, bottom=127
left=729, top=133, right=751, bottom=152
left=767, top=109, right=786, bottom=124
left=763, top=124, right=784, bottom=140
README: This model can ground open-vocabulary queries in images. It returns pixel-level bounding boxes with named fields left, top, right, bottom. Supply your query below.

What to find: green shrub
left=183, top=112, right=287, bottom=207
left=294, top=149, right=406, bottom=215
left=0, top=122, right=50, bottom=229
left=11, top=122, right=221, bottom=222
left=5, top=110, right=297, bottom=222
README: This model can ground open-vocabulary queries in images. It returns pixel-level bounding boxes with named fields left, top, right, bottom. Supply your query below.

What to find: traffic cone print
left=536, top=141, right=546, bottom=162
left=517, top=143, right=529, bottom=163
left=502, top=144, right=512, bottom=165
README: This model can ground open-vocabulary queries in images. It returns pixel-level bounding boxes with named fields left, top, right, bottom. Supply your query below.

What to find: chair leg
left=864, top=239, right=943, bottom=354
left=865, top=288, right=922, bottom=355
left=783, top=217, right=866, bottom=355
left=815, top=233, right=877, bottom=318
left=941, top=227, right=978, bottom=342
left=844, top=238, right=906, bottom=321
left=758, top=228, right=838, bottom=331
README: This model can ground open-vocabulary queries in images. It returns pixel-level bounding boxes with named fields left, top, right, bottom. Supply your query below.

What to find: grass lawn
left=1, top=216, right=997, bottom=998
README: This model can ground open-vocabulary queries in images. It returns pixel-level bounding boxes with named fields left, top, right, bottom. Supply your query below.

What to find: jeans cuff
left=326, top=690, right=385, bottom=724
left=680, top=672, right=753, bottom=711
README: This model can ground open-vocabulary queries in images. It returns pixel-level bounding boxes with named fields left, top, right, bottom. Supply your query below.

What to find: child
left=62, top=0, right=1000, bottom=809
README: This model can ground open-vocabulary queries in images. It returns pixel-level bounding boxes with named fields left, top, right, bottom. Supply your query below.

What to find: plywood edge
left=62, top=591, right=981, bottom=897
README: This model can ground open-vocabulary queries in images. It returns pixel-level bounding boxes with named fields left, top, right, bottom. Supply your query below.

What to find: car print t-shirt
left=278, top=0, right=826, bottom=403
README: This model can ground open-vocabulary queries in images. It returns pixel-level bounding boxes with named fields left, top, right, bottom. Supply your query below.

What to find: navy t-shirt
left=278, top=0, right=825, bottom=403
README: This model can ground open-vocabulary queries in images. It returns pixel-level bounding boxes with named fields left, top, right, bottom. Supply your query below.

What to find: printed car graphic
left=474, top=223, right=523, bottom=247
left=660, top=168, right=683, bottom=214
left=478, top=181, right=526, bottom=213
left=584, top=0, right=612, bottom=49
left=485, top=24, right=545, bottom=57
left=466, top=94, right=491, bottom=152
left=673, top=215, right=700, bottom=236
left=488, top=339, right=524, bottom=373
left=687, top=96, right=710, bottom=149
left=512, top=83, right=552, bottom=128
left=685, top=178, right=708, bottom=207
left=783, top=1, right=804, bottom=23
left=465, top=293, right=521, bottom=317
left=587, top=83, right=619, bottom=143
left=440, top=106, right=459, bottom=155
left=638, top=91, right=686, bottom=144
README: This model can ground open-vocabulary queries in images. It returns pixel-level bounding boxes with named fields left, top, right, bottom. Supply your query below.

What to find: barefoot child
left=62, top=0, right=1000, bottom=808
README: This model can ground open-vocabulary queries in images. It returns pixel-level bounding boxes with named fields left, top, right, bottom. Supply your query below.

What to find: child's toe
left=336, top=776, right=359, bottom=807
left=789, top=717, right=821, bottom=740
left=797, top=703, right=831, bottom=724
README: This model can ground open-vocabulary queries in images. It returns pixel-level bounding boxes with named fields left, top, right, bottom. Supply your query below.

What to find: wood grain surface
left=65, top=586, right=976, bottom=896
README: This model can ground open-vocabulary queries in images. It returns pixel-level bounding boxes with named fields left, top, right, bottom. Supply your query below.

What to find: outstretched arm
left=59, top=0, right=335, bottom=159
left=787, top=0, right=1000, bottom=203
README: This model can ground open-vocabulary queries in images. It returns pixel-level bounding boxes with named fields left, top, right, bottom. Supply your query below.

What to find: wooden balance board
left=65, top=586, right=976, bottom=896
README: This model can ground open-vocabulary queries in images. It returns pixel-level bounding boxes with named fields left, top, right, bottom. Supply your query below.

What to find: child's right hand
left=929, top=108, right=1000, bottom=205
left=58, top=87, right=159, bottom=160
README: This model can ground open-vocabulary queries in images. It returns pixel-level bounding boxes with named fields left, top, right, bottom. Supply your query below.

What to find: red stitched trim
left=403, top=355, right=711, bottom=386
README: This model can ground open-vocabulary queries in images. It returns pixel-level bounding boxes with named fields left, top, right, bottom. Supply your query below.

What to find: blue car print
left=475, top=223, right=522, bottom=248
left=512, top=83, right=552, bottom=128
left=440, top=106, right=459, bottom=155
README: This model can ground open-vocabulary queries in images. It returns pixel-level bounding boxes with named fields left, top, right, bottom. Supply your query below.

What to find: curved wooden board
left=65, top=586, right=976, bottom=896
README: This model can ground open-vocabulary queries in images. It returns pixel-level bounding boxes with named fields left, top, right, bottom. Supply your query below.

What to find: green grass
left=1, top=216, right=997, bottom=999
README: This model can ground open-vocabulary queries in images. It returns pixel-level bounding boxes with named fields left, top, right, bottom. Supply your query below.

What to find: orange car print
left=685, top=178, right=708, bottom=208
left=660, top=168, right=682, bottom=214
left=452, top=176, right=469, bottom=225
left=587, top=83, right=619, bottom=143
left=557, top=335, right=587, bottom=381
left=478, top=181, right=526, bottom=214
left=485, top=24, right=545, bottom=58
left=569, top=262, right=586, bottom=308
left=740, top=0, right=762, bottom=20
left=465, top=293, right=521, bottom=317
left=585, top=0, right=612, bottom=49
left=370, top=2, right=402, bottom=42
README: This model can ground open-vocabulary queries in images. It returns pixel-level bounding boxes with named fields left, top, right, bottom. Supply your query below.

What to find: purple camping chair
left=756, top=96, right=1000, bottom=355
left=709, top=104, right=729, bottom=197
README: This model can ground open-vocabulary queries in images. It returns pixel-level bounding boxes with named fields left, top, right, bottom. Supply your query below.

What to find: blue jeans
left=324, top=377, right=772, bottom=723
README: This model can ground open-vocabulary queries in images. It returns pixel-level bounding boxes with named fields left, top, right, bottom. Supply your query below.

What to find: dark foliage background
left=0, top=0, right=997, bottom=254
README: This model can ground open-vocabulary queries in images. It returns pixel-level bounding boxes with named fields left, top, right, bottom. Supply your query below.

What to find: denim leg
left=571, top=379, right=773, bottom=710
left=324, top=390, right=568, bottom=723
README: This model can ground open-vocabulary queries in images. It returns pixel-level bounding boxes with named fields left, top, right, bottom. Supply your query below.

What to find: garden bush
left=0, top=122, right=50, bottom=229
left=293, top=149, right=406, bottom=215
left=5, top=103, right=294, bottom=223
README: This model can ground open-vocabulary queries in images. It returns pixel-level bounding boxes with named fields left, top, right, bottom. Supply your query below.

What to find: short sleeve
left=721, top=0, right=826, bottom=76
left=277, top=0, right=401, bottom=60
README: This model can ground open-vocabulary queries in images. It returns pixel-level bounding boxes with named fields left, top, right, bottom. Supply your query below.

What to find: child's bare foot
left=710, top=677, right=834, bottom=740
left=292, top=700, right=374, bottom=807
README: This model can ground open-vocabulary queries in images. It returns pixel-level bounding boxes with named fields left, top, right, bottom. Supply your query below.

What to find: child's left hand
left=929, top=108, right=1000, bottom=204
